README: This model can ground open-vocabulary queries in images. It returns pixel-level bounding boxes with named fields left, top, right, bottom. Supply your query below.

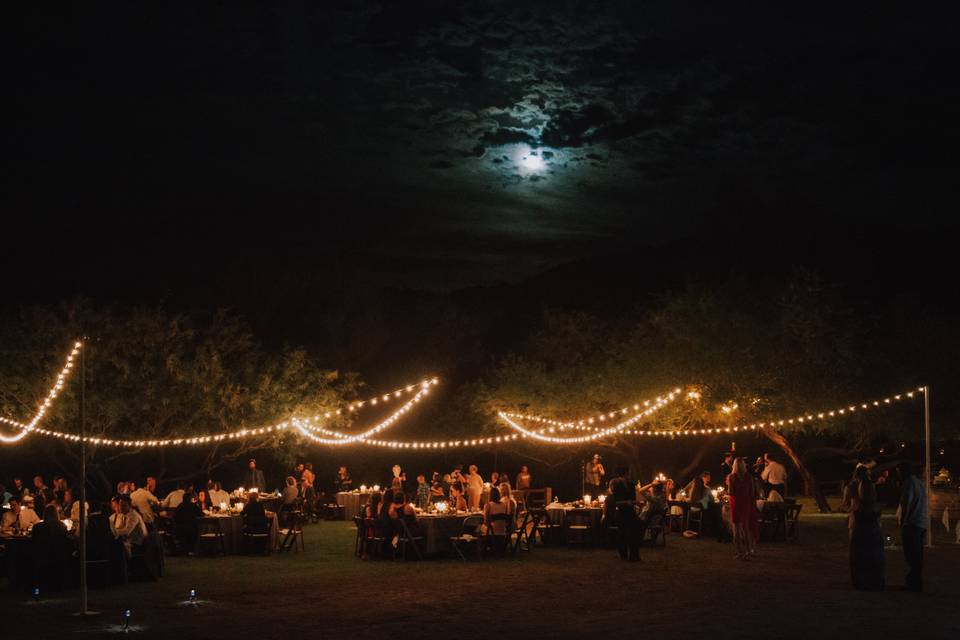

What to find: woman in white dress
left=465, top=465, right=484, bottom=510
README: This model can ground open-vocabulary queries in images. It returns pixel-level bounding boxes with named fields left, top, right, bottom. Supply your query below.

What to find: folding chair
left=532, top=508, right=560, bottom=546
left=279, top=511, right=305, bottom=552
left=758, top=503, right=786, bottom=542
left=485, top=513, right=513, bottom=556
left=642, top=508, right=668, bottom=547
left=784, top=504, right=802, bottom=543
left=510, top=510, right=535, bottom=554
left=242, top=521, right=272, bottom=556
left=450, top=515, right=484, bottom=561
left=395, top=518, right=424, bottom=561
left=565, top=509, right=593, bottom=548
left=196, top=518, right=226, bottom=556
left=362, top=517, right=390, bottom=559
left=686, top=506, right=704, bottom=534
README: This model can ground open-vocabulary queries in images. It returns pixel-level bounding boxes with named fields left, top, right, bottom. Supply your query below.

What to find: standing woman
left=465, top=465, right=484, bottom=511
left=849, top=465, right=884, bottom=591
left=726, top=458, right=759, bottom=559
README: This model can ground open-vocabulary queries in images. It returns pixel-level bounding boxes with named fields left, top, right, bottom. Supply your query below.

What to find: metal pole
left=923, top=386, right=933, bottom=547
left=79, top=338, right=88, bottom=613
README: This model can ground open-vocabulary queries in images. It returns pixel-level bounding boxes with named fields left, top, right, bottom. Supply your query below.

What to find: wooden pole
left=79, top=338, right=88, bottom=612
left=924, top=386, right=933, bottom=547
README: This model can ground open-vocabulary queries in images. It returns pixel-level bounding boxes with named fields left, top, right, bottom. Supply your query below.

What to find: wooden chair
left=565, top=509, right=593, bottom=548
left=642, top=508, right=668, bottom=546
left=242, top=519, right=272, bottom=556
left=759, top=503, right=786, bottom=542
left=394, top=518, right=424, bottom=561
left=450, top=515, right=484, bottom=561
left=510, top=510, right=535, bottom=554
left=279, top=511, right=305, bottom=553
left=196, top=518, right=226, bottom=556
left=485, top=513, right=513, bottom=556
left=532, top=508, right=561, bottom=546
left=361, top=517, right=390, bottom=559
left=784, top=504, right=802, bottom=542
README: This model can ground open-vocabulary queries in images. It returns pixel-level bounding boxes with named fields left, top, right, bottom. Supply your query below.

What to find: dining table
left=415, top=512, right=475, bottom=554
left=199, top=511, right=279, bottom=553
left=336, top=491, right=373, bottom=521
left=544, top=504, right=605, bottom=545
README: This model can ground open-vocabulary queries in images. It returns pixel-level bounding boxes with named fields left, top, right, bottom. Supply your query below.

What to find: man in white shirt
left=130, top=477, right=160, bottom=525
left=110, top=495, right=147, bottom=557
left=760, top=453, right=788, bottom=497
left=161, top=482, right=189, bottom=510
left=206, top=480, right=230, bottom=508
left=1, top=496, right=41, bottom=531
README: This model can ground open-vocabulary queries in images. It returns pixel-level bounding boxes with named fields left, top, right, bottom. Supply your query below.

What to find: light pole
left=923, top=385, right=933, bottom=548
left=75, top=337, right=98, bottom=617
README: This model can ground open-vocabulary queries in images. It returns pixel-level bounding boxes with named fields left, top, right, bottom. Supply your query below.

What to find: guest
left=0, top=483, right=11, bottom=507
left=760, top=453, right=788, bottom=497
left=336, top=466, right=353, bottom=492
left=378, top=490, right=396, bottom=529
left=361, top=493, right=384, bottom=559
left=69, top=492, right=89, bottom=527
left=52, top=475, right=67, bottom=504
left=243, top=458, right=266, bottom=491
left=1, top=496, right=40, bottom=531
left=727, top=458, right=759, bottom=559
left=585, top=454, right=605, bottom=496
left=719, top=453, right=734, bottom=482
left=207, top=480, right=230, bottom=507
left=483, top=487, right=509, bottom=535
left=609, top=467, right=639, bottom=561
left=499, top=484, right=518, bottom=516
left=116, top=481, right=130, bottom=495
left=449, top=485, right=468, bottom=512
left=197, top=490, right=209, bottom=511
left=450, top=465, right=465, bottom=493
left=464, top=465, right=484, bottom=510
left=848, top=465, right=884, bottom=591
left=32, top=504, right=68, bottom=545
left=110, top=494, right=147, bottom=557
left=499, top=471, right=512, bottom=490
left=636, top=479, right=667, bottom=542
left=173, top=491, right=203, bottom=554
left=60, top=484, right=74, bottom=517
left=897, top=461, right=928, bottom=592
left=300, top=476, right=317, bottom=519
left=242, top=490, right=269, bottom=534
left=664, top=478, right=678, bottom=500
left=13, top=477, right=29, bottom=498
left=33, top=475, right=53, bottom=506
left=388, top=491, right=419, bottom=536
left=282, top=476, right=299, bottom=507
left=687, top=471, right=719, bottom=536
left=515, top=465, right=532, bottom=492
left=130, top=479, right=160, bottom=526
left=429, top=472, right=446, bottom=503
left=162, top=482, right=189, bottom=510
left=415, top=474, right=430, bottom=509
left=489, top=471, right=501, bottom=488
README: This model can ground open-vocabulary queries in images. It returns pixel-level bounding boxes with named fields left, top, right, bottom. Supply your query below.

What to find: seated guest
left=242, top=491, right=269, bottom=534
left=33, top=504, right=68, bottom=544
left=207, top=481, right=230, bottom=507
left=429, top=473, right=446, bottom=503
left=688, top=472, right=715, bottom=510
left=110, top=494, right=147, bottom=557
left=33, top=475, right=53, bottom=505
left=197, top=490, right=208, bottom=511
left=59, top=485, right=74, bottom=518
left=1, top=496, right=40, bottom=532
left=499, top=484, right=518, bottom=516
left=12, top=477, right=29, bottom=498
left=449, top=485, right=468, bottom=512
left=162, top=482, right=189, bottom=510
left=70, top=493, right=90, bottom=529
left=0, top=483, right=11, bottom=507
left=130, top=480, right=160, bottom=527
left=378, top=490, right=396, bottom=529
left=498, top=472, right=512, bottom=490
left=483, top=487, right=509, bottom=535
left=637, top=480, right=667, bottom=539
left=387, top=490, right=419, bottom=536
left=415, top=474, right=430, bottom=509
left=364, top=492, right=383, bottom=520
left=281, top=476, right=299, bottom=507
left=173, top=491, right=203, bottom=553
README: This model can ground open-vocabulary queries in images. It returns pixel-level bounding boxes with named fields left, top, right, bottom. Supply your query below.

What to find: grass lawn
left=2, top=508, right=958, bottom=639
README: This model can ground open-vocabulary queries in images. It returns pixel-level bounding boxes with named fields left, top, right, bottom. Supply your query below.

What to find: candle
left=583, top=494, right=592, bottom=505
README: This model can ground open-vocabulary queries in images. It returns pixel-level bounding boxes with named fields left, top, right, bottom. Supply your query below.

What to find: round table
left=199, top=512, right=278, bottom=554
left=336, top=492, right=372, bottom=521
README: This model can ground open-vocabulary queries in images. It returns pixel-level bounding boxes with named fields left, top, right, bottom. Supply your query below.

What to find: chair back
left=487, top=512, right=512, bottom=536
left=460, top=514, right=484, bottom=536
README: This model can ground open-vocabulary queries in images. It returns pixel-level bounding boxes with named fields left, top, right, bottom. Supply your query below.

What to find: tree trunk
left=762, top=427, right=831, bottom=513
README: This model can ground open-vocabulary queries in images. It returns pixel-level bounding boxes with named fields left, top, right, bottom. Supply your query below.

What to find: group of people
left=845, top=461, right=928, bottom=592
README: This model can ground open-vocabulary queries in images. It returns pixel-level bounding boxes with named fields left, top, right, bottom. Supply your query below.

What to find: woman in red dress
left=727, top=457, right=759, bottom=559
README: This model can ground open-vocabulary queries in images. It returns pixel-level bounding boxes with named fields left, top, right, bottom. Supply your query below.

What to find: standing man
left=585, top=454, right=605, bottom=496
left=760, top=453, right=788, bottom=497
left=719, top=453, right=734, bottom=483
left=897, top=461, right=929, bottom=592
left=244, top=459, right=266, bottom=491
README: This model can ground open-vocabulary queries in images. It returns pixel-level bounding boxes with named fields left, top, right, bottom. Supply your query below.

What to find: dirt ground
left=2, top=511, right=958, bottom=639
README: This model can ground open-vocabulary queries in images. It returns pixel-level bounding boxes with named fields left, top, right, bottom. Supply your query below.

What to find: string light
left=292, top=380, right=437, bottom=445
left=298, top=418, right=523, bottom=449
left=499, top=389, right=681, bottom=443
left=0, top=342, right=83, bottom=444
left=3, top=365, right=438, bottom=448
left=501, top=387, right=684, bottom=431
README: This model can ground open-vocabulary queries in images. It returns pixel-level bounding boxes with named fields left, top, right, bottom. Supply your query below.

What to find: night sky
left=6, top=1, right=959, bottom=300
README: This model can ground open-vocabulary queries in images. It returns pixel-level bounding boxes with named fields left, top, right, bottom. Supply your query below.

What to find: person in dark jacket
left=174, top=491, right=203, bottom=553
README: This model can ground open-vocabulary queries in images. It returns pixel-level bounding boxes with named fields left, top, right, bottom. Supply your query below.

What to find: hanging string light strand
left=0, top=342, right=83, bottom=444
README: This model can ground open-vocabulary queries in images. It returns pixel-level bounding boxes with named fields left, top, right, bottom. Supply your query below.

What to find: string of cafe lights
left=499, top=389, right=682, bottom=444
left=296, top=418, right=524, bottom=449
left=500, top=386, right=926, bottom=442
left=501, top=388, right=687, bottom=432
left=0, top=342, right=83, bottom=444
left=2, top=360, right=438, bottom=447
